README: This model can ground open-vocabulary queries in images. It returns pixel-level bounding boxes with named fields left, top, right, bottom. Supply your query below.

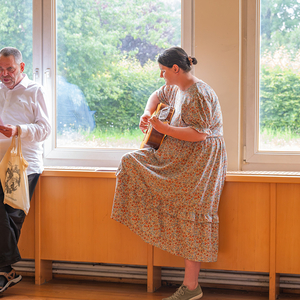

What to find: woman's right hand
left=139, top=112, right=152, bottom=133
left=139, top=91, right=160, bottom=133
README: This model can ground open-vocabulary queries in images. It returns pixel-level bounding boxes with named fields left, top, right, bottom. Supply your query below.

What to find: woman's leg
left=162, top=259, right=202, bottom=299
left=183, top=259, right=201, bottom=290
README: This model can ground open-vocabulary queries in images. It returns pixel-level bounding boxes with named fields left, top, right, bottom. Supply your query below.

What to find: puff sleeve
left=181, top=86, right=213, bottom=136
left=156, top=85, right=179, bottom=107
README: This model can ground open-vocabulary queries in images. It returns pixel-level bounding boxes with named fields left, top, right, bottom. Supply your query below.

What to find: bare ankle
left=183, top=282, right=198, bottom=291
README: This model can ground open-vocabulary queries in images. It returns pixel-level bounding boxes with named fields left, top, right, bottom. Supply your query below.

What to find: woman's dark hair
left=157, top=47, right=197, bottom=72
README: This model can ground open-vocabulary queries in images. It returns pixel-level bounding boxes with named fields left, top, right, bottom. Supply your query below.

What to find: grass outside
left=57, top=126, right=300, bottom=152
left=57, top=127, right=144, bottom=149
left=259, top=127, right=300, bottom=151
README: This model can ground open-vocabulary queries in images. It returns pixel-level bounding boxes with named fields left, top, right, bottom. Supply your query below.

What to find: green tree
left=0, top=0, right=33, bottom=78
left=260, top=65, right=300, bottom=131
left=261, top=0, right=300, bottom=55
left=0, top=0, right=180, bottom=134
left=56, top=0, right=180, bottom=131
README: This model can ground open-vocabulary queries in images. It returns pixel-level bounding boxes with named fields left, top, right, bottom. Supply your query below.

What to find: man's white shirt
left=0, top=74, right=51, bottom=175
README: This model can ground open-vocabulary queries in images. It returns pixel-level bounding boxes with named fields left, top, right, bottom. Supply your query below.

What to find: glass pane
left=0, top=0, right=33, bottom=79
left=259, top=0, right=300, bottom=151
left=56, top=0, right=181, bottom=149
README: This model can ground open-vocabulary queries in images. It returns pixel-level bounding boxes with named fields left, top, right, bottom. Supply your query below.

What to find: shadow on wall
left=56, top=76, right=95, bottom=133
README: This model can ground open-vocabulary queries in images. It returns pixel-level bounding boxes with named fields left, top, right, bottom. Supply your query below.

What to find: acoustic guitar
left=140, top=103, right=175, bottom=150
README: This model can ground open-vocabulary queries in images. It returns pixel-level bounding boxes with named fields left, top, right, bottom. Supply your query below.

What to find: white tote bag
left=0, top=135, right=30, bottom=214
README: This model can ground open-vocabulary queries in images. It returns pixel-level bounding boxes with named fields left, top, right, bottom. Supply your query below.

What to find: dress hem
left=111, top=215, right=218, bottom=263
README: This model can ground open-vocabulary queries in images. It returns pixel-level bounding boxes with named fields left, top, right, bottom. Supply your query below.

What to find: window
left=259, top=0, right=300, bottom=152
left=244, top=0, right=300, bottom=170
left=38, top=0, right=193, bottom=168
left=0, top=0, right=33, bottom=79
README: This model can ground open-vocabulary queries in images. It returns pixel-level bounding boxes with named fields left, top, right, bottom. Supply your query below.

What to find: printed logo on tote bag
left=5, top=161, right=21, bottom=201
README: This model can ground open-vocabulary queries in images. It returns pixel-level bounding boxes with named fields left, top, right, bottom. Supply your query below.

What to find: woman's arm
left=144, top=91, right=160, bottom=115
left=149, top=116, right=207, bottom=142
left=139, top=91, right=160, bottom=133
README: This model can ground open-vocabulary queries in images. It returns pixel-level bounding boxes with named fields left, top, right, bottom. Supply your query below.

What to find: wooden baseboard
left=18, top=271, right=35, bottom=278
left=53, top=274, right=147, bottom=285
left=281, top=288, right=300, bottom=295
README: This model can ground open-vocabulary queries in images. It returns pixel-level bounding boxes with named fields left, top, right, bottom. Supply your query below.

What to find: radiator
left=12, top=260, right=300, bottom=289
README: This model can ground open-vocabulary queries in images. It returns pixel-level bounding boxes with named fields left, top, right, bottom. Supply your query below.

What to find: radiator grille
left=13, top=260, right=300, bottom=289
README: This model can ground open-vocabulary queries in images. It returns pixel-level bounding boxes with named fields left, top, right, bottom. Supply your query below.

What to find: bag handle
left=7, top=136, right=17, bottom=157
left=9, top=126, right=20, bottom=153
left=16, top=126, right=29, bottom=169
left=11, top=135, right=17, bottom=150
left=15, top=126, right=21, bottom=156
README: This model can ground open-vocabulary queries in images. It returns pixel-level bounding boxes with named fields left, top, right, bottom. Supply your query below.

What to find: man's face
left=0, top=55, right=25, bottom=89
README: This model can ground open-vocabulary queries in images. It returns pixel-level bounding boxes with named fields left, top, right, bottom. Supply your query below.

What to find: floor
left=1, top=277, right=300, bottom=300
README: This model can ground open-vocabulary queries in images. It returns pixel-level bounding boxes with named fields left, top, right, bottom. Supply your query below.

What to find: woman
left=111, top=47, right=227, bottom=300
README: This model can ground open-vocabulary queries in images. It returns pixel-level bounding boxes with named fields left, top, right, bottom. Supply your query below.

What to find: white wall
left=194, top=0, right=241, bottom=171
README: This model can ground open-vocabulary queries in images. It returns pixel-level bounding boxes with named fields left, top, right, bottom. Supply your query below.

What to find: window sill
left=42, top=168, right=300, bottom=183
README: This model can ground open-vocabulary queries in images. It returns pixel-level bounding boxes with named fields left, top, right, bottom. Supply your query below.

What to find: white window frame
left=34, top=0, right=194, bottom=168
left=243, top=0, right=300, bottom=171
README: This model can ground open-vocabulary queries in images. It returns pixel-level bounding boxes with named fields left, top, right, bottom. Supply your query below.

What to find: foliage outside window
left=260, top=0, right=300, bottom=151
left=0, top=0, right=33, bottom=79
left=55, top=0, right=181, bottom=149
left=0, top=0, right=181, bottom=150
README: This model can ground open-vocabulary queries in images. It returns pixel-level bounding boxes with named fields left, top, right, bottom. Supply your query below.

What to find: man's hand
left=0, top=125, right=18, bottom=137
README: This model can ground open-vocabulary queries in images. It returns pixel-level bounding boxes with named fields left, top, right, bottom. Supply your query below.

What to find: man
left=0, top=47, right=51, bottom=293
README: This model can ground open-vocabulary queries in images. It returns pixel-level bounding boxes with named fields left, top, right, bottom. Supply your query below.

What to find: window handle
left=33, top=68, right=39, bottom=81
left=43, top=68, right=51, bottom=90
left=44, top=68, right=51, bottom=78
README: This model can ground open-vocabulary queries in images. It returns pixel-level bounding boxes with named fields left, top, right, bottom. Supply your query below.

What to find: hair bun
left=191, top=57, right=197, bottom=65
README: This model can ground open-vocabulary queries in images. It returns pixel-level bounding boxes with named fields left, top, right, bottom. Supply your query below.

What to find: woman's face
left=159, top=63, right=176, bottom=86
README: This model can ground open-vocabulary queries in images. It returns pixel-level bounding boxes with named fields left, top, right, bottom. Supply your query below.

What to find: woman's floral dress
left=111, top=81, right=227, bottom=262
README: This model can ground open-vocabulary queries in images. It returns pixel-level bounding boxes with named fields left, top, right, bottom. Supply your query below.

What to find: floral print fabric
left=111, top=81, right=227, bottom=262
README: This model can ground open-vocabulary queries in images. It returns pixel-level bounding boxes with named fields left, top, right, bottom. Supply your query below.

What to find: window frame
left=35, top=0, right=194, bottom=168
left=243, top=0, right=300, bottom=171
